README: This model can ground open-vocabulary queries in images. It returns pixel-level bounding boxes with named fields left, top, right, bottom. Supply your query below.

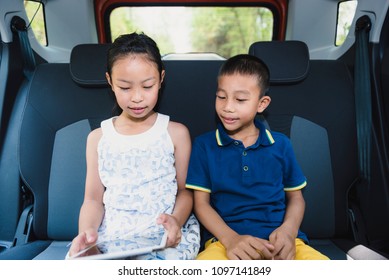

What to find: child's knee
left=196, top=240, right=228, bottom=260
left=294, top=239, right=330, bottom=260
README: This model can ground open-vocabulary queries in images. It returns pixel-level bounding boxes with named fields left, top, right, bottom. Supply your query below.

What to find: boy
left=186, top=54, right=328, bottom=260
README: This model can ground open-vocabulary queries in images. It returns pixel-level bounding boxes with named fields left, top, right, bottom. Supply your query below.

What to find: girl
left=68, top=32, right=200, bottom=260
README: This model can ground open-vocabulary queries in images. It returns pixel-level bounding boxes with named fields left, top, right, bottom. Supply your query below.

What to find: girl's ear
left=257, top=95, right=271, bottom=114
left=105, top=72, right=112, bottom=86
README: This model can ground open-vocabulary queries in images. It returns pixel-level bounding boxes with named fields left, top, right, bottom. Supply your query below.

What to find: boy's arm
left=269, top=189, right=305, bottom=259
left=194, top=190, right=274, bottom=260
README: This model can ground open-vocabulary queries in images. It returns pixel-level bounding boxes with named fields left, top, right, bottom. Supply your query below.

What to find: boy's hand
left=68, top=228, right=99, bottom=258
left=157, top=213, right=182, bottom=248
left=269, top=227, right=296, bottom=260
left=223, top=234, right=274, bottom=260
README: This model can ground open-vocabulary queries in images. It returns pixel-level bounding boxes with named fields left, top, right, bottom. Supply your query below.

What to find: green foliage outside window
left=110, top=7, right=273, bottom=58
left=24, top=0, right=47, bottom=46
left=336, top=1, right=358, bottom=46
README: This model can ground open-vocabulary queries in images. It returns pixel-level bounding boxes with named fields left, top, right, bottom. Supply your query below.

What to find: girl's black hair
left=218, top=54, right=270, bottom=96
left=107, top=32, right=164, bottom=77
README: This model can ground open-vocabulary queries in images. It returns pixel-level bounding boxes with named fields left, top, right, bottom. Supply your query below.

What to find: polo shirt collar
left=216, top=118, right=275, bottom=147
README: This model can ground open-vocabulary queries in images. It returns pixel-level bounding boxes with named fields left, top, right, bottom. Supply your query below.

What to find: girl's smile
left=128, top=106, right=147, bottom=115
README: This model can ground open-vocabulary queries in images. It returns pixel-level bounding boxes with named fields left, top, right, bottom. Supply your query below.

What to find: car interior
left=0, top=0, right=388, bottom=260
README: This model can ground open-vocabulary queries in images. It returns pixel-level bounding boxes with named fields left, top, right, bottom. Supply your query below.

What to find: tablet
left=68, top=231, right=168, bottom=260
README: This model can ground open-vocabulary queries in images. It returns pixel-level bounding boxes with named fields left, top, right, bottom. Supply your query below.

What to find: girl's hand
left=156, top=213, right=182, bottom=248
left=68, top=228, right=99, bottom=258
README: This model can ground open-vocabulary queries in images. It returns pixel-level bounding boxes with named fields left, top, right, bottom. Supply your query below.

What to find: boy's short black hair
left=218, top=54, right=270, bottom=96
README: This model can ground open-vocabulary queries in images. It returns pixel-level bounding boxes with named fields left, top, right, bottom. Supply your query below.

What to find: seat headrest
left=248, top=40, right=310, bottom=84
left=70, top=44, right=111, bottom=87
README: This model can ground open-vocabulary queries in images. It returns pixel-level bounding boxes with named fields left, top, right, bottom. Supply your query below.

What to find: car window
left=109, top=6, right=273, bottom=58
left=24, top=0, right=47, bottom=46
left=336, top=0, right=358, bottom=46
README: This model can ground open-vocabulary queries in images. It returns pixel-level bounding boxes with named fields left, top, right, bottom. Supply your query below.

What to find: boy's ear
left=160, top=70, right=166, bottom=85
left=105, top=72, right=112, bottom=86
left=257, top=96, right=271, bottom=113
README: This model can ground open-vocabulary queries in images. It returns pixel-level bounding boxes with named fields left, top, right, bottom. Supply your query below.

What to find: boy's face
left=216, top=73, right=271, bottom=137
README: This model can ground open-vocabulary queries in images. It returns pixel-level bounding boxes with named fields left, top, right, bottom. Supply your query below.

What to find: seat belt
left=11, top=16, right=36, bottom=79
left=354, top=15, right=372, bottom=182
left=348, top=15, right=372, bottom=245
left=8, top=16, right=36, bottom=246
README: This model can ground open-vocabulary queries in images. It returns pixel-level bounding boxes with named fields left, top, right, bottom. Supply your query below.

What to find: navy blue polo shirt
left=186, top=119, right=308, bottom=243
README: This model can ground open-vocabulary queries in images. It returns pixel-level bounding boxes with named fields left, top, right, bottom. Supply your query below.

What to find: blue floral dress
left=96, top=113, right=200, bottom=259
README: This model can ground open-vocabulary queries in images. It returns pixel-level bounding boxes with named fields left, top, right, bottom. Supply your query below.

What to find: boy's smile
left=219, top=116, right=239, bottom=125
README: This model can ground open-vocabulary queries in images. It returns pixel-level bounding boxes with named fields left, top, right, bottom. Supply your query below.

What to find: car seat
left=1, top=40, right=387, bottom=260
left=249, top=40, right=387, bottom=259
left=0, top=44, right=115, bottom=259
left=0, top=44, right=224, bottom=259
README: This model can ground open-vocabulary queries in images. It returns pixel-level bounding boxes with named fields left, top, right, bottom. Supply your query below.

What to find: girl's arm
left=159, top=121, right=193, bottom=247
left=69, top=129, right=105, bottom=256
left=79, top=128, right=105, bottom=232
left=269, top=189, right=305, bottom=259
left=168, top=121, right=193, bottom=225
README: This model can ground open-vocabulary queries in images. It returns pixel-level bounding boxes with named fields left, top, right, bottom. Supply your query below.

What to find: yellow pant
left=196, top=238, right=330, bottom=260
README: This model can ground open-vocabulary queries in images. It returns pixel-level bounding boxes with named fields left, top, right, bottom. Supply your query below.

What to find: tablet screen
left=68, top=231, right=168, bottom=260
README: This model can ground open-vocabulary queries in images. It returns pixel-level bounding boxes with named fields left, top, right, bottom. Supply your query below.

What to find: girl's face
left=106, top=54, right=164, bottom=120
